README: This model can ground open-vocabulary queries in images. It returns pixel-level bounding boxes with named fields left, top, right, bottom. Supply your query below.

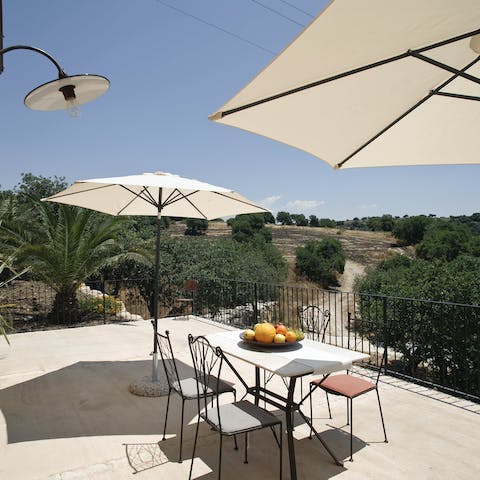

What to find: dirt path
left=338, top=260, right=366, bottom=292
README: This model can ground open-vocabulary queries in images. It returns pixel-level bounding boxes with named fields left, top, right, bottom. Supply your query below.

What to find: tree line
left=273, top=210, right=480, bottom=237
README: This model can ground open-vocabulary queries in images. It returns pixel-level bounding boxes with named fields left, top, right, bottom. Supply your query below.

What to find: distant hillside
left=168, top=221, right=411, bottom=268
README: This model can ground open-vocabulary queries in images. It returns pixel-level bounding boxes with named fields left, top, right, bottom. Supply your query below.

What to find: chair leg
left=218, top=434, right=223, bottom=480
left=232, top=390, right=238, bottom=449
left=179, top=398, right=186, bottom=463
left=349, top=398, right=353, bottom=462
left=376, top=388, right=388, bottom=443
left=326, top=392, right=332, bottom=419
left=162, top=389, right=171, bottom=441
left=309, top=386, right=332, bottom=440
left=346, top=397, right=350, bottom=425
left=279, top=423, right=283, bottom=480
left=309, top=384, right=313, bottom=439
left=188, top=415, right=201, bottom=480
left=269, top=425, right=281, bottom=448
left=244, top=432, right=249, bottom=463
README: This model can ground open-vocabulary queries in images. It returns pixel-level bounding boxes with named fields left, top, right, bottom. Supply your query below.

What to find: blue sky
left=0, top=0, right=478, bottom=220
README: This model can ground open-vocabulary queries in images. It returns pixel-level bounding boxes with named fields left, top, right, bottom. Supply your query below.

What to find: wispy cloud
left=357, top=203, right=378, bottom=210
left=260, top=195, right=282, bottom=208
left=286, top=199, right=325, bottom=211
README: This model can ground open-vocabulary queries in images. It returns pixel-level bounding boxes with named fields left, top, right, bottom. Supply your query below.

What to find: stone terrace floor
left=0, top=316, right=479, bottom=480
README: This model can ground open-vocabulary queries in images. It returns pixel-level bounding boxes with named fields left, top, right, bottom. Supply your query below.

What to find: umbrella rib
left=216, top=52, right=410, bottom=118
left=214, top=191, right=269, bottom=211
left=415, top=28, right=480, bottom=54
left=140, top=187, right=159, bottom=206
left=165, top=189, right=209, bottom=219
left=116, top=186, right=157, bottom=215
left=336, top=55, right=480, bottom=169
left=216, top=28, right=480, bottom=119
left=433, top=91, right=480, bottom=102
left=409, top=51, right=480, bottom=86
left=43, top=183, right=115, bottom=201
left=161, top=188, right=188, bottom=207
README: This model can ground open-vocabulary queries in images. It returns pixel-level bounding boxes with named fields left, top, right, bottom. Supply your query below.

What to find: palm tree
left=0, top=253, right=29, bottom=343
left=15, top=203, right=125, bottom=324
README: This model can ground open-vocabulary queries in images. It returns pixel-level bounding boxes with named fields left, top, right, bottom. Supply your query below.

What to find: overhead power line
left=277, top=0, right=315, bottom=19
left=250, top=0, right=306, bottom=27
left=155, top=0, right=277, bottom=55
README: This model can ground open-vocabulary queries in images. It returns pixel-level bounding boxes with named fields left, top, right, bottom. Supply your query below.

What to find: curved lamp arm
left=0, top=44, right=68, bottom=78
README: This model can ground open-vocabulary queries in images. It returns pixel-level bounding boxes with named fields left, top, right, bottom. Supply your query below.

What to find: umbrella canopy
left=43, top=171, right=268, bottom=392
left=210, top=0, right=480, bottom=169
left=43, top=171, right=266, bottom=218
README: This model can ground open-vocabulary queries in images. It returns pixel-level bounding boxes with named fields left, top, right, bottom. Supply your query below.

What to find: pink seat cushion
left=312, top=374, right=376, bottom=398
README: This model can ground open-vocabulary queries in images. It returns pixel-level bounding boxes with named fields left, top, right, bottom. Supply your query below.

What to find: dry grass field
left=168, top=221, right=413, bottom=290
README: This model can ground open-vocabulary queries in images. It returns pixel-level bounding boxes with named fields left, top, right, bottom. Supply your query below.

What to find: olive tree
left=295, top=238, right=345, bottom=287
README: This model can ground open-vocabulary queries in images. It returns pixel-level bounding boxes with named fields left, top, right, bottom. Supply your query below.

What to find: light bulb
left=66, top=97, right=81, bottom=118
left=59, top=84, right=80, bottom=118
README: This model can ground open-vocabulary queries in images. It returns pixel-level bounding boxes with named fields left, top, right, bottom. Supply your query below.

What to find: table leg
left=297, top=408, right=343, bottom=467
left=255, top=366, right=260, bottom=406
left=286, top=376, right=298, bottom=480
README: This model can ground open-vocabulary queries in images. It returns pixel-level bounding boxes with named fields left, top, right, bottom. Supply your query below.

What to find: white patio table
left=206, top=330, right=369, bottom=480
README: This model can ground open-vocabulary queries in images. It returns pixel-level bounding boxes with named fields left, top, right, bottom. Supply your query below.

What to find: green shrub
left=354, top=254, right=480, bottom=395
left=78, top=295, right=122, bottom=316
left=392, top=215, right=433, bottom=245
left=295, top=238, right=346, bottom=287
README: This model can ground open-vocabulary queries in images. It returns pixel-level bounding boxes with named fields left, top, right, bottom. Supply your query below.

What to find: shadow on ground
left=0, top=356, right=364, bottom=479
left=0, top=359, right=195, bottom=444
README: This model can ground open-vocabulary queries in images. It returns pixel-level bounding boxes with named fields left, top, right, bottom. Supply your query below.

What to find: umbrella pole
left=151, top=206, right=162, bottom=382
left=129, top=190, right=168, bottom=396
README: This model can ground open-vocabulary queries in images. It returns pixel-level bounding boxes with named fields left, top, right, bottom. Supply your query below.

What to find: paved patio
left=0, top=317, right=479, bottom=480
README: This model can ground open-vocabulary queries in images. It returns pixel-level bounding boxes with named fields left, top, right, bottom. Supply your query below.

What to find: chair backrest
left=183, top=279, right=198, bottom=296
left=347, top=312, right=387, bottom=384
left=299, top=305, right=330, bottom=342
left=156, top=330, right=183, bottom=394
left=362, top=346, right=388, bottom=385
left=188, top=334, right=224, bottom=423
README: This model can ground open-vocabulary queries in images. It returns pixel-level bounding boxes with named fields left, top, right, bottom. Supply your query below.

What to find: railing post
left=383, top=296, right=388, bottom=374
left=253, top=282, right=258, bottom=324
left=102, top=277, right=106, bottom=324
left=347, top=311, right=351, bottom=350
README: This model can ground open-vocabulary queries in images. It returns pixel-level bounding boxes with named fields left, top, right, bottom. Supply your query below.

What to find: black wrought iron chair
left=299, top=305, right=330, bottom=342
left=188, top=334, right=283, bottom=480
left=156, top=330, right=236, bottom=463
left=172, top=279, right=198, bottom=317
left=308, top=314, right=388, bottom=461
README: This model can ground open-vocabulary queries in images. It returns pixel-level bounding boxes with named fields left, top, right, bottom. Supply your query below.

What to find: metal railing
left=1, top=276, right=478, bottom=402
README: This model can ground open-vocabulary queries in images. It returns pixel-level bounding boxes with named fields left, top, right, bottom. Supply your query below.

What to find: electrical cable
left=155, top=0, right=277, bottom=55
left=250, top=0, right=306, bottom=27
left=276, top=0, right=315, bottom=19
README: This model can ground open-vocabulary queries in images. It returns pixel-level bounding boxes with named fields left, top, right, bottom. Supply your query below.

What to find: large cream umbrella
left=210, top=0, right=480, bottom=169
left=43, top=171, right=268, bottom=395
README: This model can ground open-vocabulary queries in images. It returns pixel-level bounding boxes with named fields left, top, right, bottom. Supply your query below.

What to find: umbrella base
left=128, top=376, right=169, bottom=397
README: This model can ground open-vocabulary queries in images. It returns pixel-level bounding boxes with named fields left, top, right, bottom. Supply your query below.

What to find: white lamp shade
left=24, top=74, right=110, bottom=111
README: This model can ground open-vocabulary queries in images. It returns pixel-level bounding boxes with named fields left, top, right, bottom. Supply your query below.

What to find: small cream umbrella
left=43, top=171, right=268, bottom=396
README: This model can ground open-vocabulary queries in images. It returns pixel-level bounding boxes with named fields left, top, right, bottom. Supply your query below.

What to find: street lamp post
left=0, top=0, right=110, bottom=113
